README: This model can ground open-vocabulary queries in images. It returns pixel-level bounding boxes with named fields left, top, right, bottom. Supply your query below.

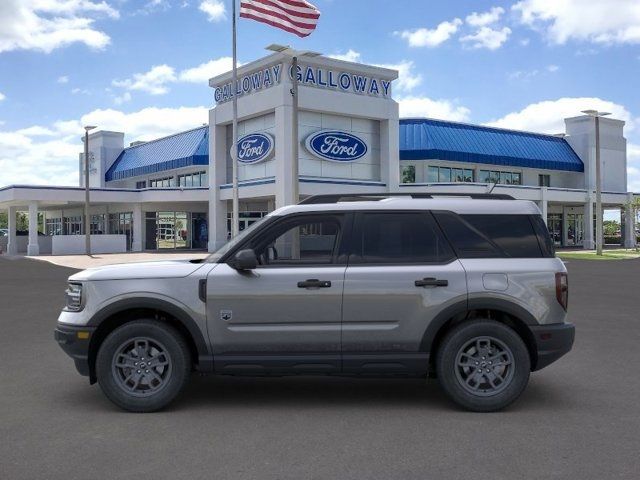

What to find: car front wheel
left=96, top=320, right=191, bottom=412
left=436, top=320, right=531, bottom=412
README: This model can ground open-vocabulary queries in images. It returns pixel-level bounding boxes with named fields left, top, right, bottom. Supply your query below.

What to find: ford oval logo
left=305, top=131, right=368, bottom=162
left=233, top=133, right=274, bottom=164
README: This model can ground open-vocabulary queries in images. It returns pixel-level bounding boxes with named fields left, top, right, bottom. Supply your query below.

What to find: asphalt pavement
left=0, top=255, right=639, bottom=480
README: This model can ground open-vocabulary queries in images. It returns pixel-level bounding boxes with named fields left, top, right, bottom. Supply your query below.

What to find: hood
left=68, top=259, right=206, bottom=282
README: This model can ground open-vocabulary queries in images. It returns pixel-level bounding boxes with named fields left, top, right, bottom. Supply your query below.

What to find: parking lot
left=1, top=255, right=639, bottom=480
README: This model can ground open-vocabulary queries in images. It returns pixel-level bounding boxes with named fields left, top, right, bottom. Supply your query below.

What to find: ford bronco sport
left=55, top=193, right=574, bottom=412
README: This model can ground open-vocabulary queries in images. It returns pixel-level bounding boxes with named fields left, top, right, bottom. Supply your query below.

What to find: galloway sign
left=233, top=133, right=275, bottom=164
left=305, top=131, right=368, bottom=162
left=214, top=65, right=282, bottom=104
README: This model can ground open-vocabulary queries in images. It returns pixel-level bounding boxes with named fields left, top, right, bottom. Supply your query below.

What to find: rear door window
left=351, top=212, right=455, bottom=264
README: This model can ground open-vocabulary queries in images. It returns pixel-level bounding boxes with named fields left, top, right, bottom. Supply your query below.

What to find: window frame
left=348, top=210, right=457, bottom=266
left=222, top=212, right=352, bottom=268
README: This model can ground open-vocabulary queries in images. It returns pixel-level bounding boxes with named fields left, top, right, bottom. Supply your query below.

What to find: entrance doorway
left=226, top=211, right=268, bottom=239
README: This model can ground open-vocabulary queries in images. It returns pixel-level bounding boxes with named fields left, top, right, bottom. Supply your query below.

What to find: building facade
left=0, top=52, right=636, bottom=255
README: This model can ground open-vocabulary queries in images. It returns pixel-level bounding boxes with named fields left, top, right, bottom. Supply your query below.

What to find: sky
left=0, top=0, right=639, bottom=191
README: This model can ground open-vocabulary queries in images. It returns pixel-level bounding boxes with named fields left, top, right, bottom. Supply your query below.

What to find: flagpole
left=231, top=0, right=240, bottom=238
left=291, top=55, right=299, bottom=204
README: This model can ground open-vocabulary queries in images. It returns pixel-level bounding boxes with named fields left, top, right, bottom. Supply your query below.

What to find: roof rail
left=298, top=192, right=515, bottom=205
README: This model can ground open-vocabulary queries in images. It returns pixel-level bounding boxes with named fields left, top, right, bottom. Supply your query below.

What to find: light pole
left=581, top=110, right=610, bottom=256
left=266, top=44, right=321, bottom=205
left=83, top=125, right=97, bottom=255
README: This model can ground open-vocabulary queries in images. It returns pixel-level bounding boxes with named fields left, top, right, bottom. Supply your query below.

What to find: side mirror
left=231, top=249, right=258, bottom=271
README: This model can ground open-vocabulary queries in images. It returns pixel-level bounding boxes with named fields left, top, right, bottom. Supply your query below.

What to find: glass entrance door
left=567, top=214, right=584, bottom=247
left=547, top=214, right=563, bottom=247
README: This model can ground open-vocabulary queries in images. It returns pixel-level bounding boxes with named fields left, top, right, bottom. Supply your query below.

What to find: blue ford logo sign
left=305, top=131, right=368, bottom=162
left=233, top=133, right=274, bottom=164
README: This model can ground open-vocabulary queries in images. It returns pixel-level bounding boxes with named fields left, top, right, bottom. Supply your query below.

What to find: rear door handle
left=415, top=277, right=448, bottom=287
left=297, top=279, right=332, bottom=289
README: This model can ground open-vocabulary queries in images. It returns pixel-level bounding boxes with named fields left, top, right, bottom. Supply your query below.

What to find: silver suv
left=55, top=193, right=574, bottom=412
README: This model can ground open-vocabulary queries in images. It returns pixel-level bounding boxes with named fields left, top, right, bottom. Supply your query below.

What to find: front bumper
left=54, top=324, right=96, bottom=378
left=530, top=322, right=575, bottom=371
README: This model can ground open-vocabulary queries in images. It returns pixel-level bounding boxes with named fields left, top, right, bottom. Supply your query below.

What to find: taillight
left=555, top=272, right=568, bottom=311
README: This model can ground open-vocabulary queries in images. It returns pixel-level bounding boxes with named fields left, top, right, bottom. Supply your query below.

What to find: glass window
left=201, top=172, right=208, bottom=187
left=433, top=212, right=501, bottom=258
left=353, top=212, right=454, bottom=264
left=512, top=173, right=522, bottom=185
left=538, top=174, right=550, bottom=187
left=439, top=167, right=451, bottom=182
left=427, top=166, right=439, bottom=183
left=401, top=165, right=416, bottom=184
left=500, top=171, right=512, bottom=184
left=479, top=170, right=491, bottom=183
left=463, top=169, right=474, bottom=182
left=251, top=216, right=342, bottom=266
left=462, top=215, right=543, bottom=258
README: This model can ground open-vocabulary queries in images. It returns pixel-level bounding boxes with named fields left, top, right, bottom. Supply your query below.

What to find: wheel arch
left=86, top=298, right=212, bottom=383
left=422, top=298, right=539, bottom=372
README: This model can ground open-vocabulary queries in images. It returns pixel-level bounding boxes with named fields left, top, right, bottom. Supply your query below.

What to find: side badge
left=220, top=310, right=233, bottom=322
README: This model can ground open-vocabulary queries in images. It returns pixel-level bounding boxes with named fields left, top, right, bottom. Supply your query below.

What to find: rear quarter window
left=434, top=212, right=550, bottom=258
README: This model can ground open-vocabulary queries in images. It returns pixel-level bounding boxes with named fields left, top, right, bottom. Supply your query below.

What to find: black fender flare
left=420, top=297, right=538, bottom=353
left=87, top=297, right=213, bottom=371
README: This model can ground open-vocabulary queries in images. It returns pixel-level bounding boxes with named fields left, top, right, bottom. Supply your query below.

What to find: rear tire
left=436, top=320, right=530, bottom=412
left=96, top=320, right=191, bottom=412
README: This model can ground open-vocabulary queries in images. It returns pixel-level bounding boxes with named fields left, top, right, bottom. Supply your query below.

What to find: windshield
left=206, top=215, right=271, bottom=263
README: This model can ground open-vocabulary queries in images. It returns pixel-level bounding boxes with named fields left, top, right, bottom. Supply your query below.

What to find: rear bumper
left=530, top=322, right=575, bottom=371
left=54, top=324, right=96, bottom=378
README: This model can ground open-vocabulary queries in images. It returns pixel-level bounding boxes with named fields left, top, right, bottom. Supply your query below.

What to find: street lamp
left=266, top=44, right=321, bottom=205
left=83, top=125, right=97, bottom=255
left=581, top=110, right=611, bottom=256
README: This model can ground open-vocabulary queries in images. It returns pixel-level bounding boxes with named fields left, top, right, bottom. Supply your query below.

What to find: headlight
left=65, top=283, right=83, bottom=311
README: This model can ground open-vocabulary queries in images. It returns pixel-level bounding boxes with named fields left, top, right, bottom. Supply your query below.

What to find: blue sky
left=0, top=0, right=639, bottom=190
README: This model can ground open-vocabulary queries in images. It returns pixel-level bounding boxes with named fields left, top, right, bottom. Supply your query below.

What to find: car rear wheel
left=96, top=320, right=191, bottom=412
left=436, top=320, right=530, bottom=412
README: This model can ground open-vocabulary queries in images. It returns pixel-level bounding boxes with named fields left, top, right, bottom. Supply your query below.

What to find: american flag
left=240, top=0, right=321, bottom=38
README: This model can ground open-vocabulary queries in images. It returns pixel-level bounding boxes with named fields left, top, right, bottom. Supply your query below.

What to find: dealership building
left=0, top=52, right=636, bottom=255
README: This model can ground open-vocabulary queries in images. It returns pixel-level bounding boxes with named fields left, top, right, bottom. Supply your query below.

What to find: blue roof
left=105, top=126, right=209, bottom=181
left=399, top=118, right=583, bottom=172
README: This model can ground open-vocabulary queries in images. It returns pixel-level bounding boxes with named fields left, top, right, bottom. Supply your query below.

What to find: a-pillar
left=7, top=206, right=17, bottom=255
left=624, top=193, right=636, bottom=248
left=132, top=204, right=143, bottom=252
left=27, top=202, right=40, bottom=256
left=583, top=195, right=595, bottom=249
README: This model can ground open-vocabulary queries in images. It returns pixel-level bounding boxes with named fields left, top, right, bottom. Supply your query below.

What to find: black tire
left=436, top=320, right=530, bottom=412
left=96, top=320, right=191, bottom=412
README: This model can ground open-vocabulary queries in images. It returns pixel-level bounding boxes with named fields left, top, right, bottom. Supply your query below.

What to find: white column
left=132, top=204, right=143, bottom=252
left=583, top=195, right=595, bottom=249
left=624, top=193, right=636, bottom=248
left=208, top=117, right=230, bottom=252
left=538, top=187, right=548, bottom=225
left=274, top=104, right=295, bottom=209
left=562, top=206, right=569, bottom=247
left=381, top=114, right=400, bottom=192
left=27, top=202, right=40, bottom=256
left=7, top=206, right=17, bottom=255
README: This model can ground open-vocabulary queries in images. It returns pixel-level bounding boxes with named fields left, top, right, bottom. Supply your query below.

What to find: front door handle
left=415, top=277, right=448, bottom=287
left=297, top=279, right=332, bottom=289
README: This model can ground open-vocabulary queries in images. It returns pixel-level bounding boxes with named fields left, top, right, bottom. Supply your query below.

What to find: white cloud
left=508, top=64, right=559, bottom=81
left=328, top=50, right=362, bottom=63
left=0, top=105, right=209, bottom=187
left=466, top=7, right=505, bottom=27
left=486, top=97, right=636, bottom=134
left=199, top=0, right=226, bottom=22
left=0, top=0, right=119, bottom=54
left=520, top=38, right=531, bottom=46
left=179, top=57, right=234, bottom=83
left=113, top=91, right=131, bottom=105
left=398, top=96, right=471, bottom=122
left=71, top=87, right=90, bottom=95
left=396, top=18, right=462, bottom=47
left=57, top=75, right=69, bottom=84
left=460, top=26, right=511, bottom=50
left=513, top=0, right=640, bottom=45
left=113, top=64, right=177, bottom=95
left=546, top=64, right=560, bottom=72
left=373, top=60, right=422, bottom=93
left=0, top=92, right=5, bottom=101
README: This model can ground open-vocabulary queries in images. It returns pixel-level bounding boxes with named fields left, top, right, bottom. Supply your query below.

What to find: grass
left=557, top=249, right=640, bottom=260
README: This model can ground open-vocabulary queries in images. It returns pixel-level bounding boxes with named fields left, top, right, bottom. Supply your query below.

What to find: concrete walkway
left=22, top=251, right=209, bottom=269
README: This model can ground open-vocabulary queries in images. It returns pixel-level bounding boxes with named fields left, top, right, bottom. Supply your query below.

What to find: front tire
left=436, top=320, right=530, bottom=412
left=96, top=320, right=191, bottom=412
